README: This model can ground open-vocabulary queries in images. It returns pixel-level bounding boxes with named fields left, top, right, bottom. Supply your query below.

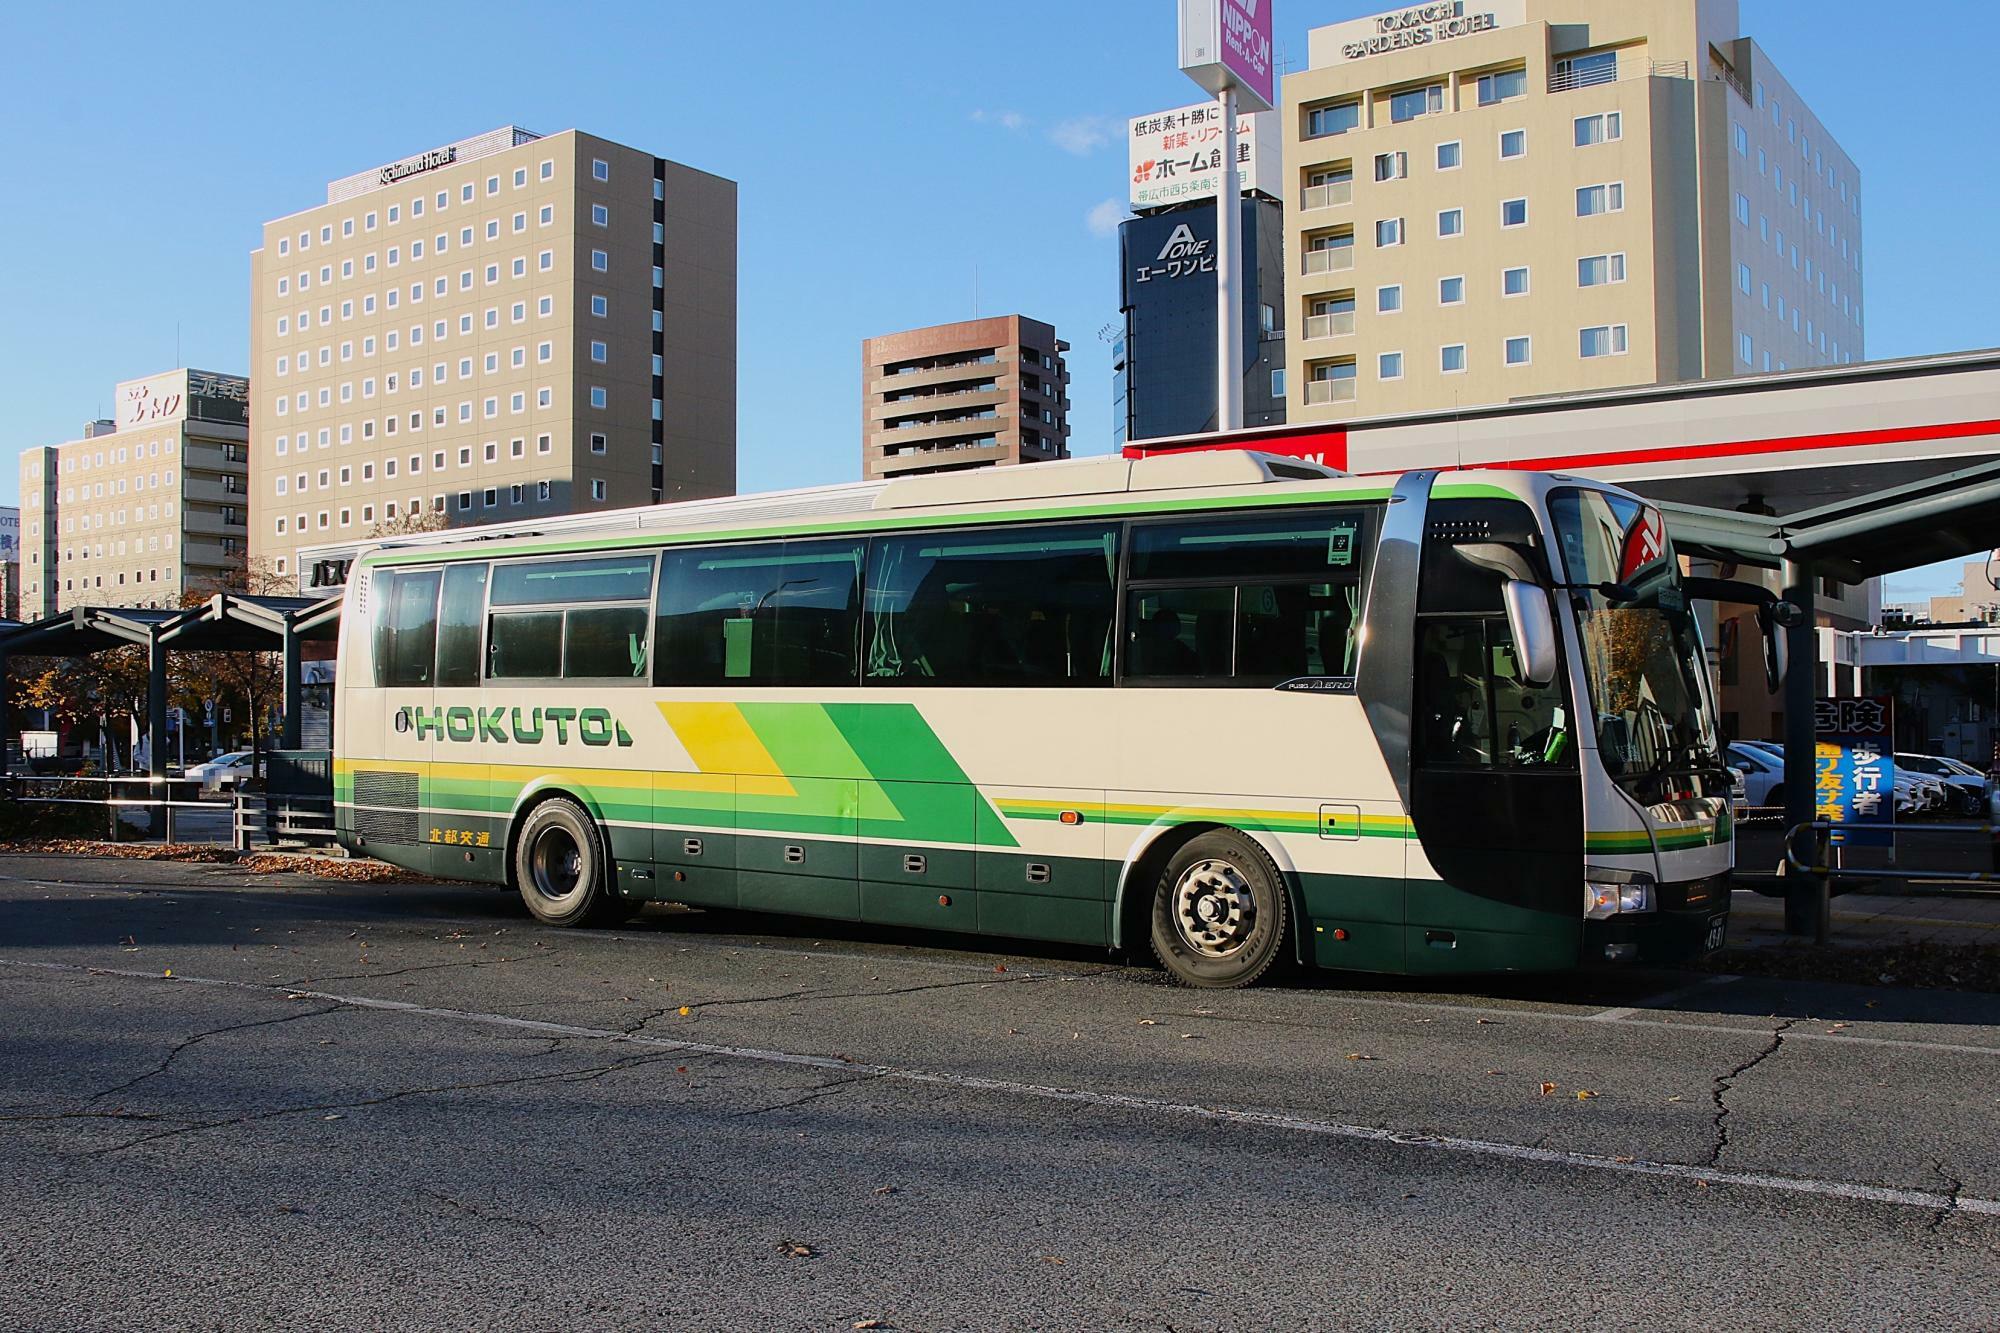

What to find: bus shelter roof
left=156, top=593, right=333, bottom=653
left=1659, top=456, right=2000, bottom=581
left=0, top=605, right=183, bottom=656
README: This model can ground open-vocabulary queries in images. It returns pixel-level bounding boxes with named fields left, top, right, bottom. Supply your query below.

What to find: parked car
left=184, top=750, right=255, bottom=792
left=1895, top=753, right=1991, bottom=817
left=1729, top=739, right=1945, bottom=818
left=1726, top=742, right=1786, bottom=808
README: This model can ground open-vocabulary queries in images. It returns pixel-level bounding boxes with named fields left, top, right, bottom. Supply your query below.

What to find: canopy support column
left=1780, top=558, right=1823, bottom=940
left=281, top=621, right=303, bottom=751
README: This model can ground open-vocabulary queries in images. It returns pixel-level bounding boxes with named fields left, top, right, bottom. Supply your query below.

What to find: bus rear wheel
left=512, top=797, right=622, bottom=927
left=1150, top=830, right=1288, bottom=989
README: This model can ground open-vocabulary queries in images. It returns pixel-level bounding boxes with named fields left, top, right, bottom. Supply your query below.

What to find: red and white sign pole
left=1180, top=0, right=1274, bottom=433
left=1214, top=85, right=1242, bottom=432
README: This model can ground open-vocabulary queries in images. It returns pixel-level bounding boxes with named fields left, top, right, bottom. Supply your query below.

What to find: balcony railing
left=1303, top=378, right=1358, bottom=406
left=1549, top=57, right=1688, bottom=92
left=1303, top=247, right=1355, bottom=276
left=1304, top=311, right=1355, bottom=340
left=1301, top=180, right=1353, bottom=211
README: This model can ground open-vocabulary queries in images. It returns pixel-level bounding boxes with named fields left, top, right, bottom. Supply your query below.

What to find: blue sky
left=2, top=0, right=1994, bottom=597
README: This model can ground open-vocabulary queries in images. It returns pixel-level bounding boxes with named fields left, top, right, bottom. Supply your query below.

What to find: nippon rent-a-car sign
left=1179, top=0, right=1275, bottom=112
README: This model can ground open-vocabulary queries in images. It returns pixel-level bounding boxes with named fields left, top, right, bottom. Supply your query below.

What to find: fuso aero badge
left=402, top=705, right=634, bottom=747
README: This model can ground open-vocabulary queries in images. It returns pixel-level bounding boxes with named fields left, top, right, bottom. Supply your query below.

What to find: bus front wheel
left=1149, top=830, right=1288, bottom=989
left=512, top=797, right=623, bottom=927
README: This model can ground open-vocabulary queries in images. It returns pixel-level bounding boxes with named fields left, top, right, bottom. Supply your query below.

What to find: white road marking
left=1589, top=973, right=1743, bottom=1022
left=4, top=956, right=1995, bottom=1221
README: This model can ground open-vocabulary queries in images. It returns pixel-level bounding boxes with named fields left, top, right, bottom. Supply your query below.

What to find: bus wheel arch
left=1114, top=823, right=1307, bottom=971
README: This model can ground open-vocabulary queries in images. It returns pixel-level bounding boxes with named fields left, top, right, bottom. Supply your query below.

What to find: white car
left=1726, top=742, right=1786, bottom=808
left=1895, top=753, right=1990, bottom=817
left=185, top=751, right=255, bottom=792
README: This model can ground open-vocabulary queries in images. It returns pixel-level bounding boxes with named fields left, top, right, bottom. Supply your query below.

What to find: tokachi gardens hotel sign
left=1309, top=0, right=1525, bottom=66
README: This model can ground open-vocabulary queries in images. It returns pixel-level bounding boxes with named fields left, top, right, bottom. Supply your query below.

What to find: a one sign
left=1814, top=695, right=1895, bottom=847
left=1179, top=0, right=1275, bottom=113
left=1307, top=0, right=1526, bottom=68
left=115, top=370, right=190, bottom=431
left=1129, top=103, right=1280, bottom=210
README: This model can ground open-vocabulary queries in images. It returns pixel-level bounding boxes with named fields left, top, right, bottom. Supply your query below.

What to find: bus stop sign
left=1814, top=696, right=1895, bottom=846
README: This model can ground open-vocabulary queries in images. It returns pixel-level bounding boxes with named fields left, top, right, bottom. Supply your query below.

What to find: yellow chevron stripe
left=657, top=702, right=795, bottom=798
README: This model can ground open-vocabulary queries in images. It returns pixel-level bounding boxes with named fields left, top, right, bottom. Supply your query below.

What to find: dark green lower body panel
left=1300, top=871, right=1407, bottom=973
left=1400, top=880, right=1580, bottom=974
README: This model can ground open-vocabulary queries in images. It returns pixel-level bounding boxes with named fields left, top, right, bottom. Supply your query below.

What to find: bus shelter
left=0, top=594, right=342, bottom=777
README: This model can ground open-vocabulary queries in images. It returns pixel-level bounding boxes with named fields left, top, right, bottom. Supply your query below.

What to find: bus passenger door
left=1405, top=504, right=1583, bottom=973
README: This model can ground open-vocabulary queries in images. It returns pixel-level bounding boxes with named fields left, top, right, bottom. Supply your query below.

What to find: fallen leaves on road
left=1575, top=1090, right=1598, bottom=1101
left=853, top=1320, right=892, bottom=1330
left=1539, top=1082, right=1559, bottom=1096
left=1345, top=1053, right=1377, bottom=1061
left=872, top=1185, right=899, bottom=1196
left=777, top=1240, right=817, bottom=1259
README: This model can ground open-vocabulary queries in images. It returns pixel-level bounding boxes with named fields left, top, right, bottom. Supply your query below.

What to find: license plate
left=1704, top=914, right=1728, bottom=952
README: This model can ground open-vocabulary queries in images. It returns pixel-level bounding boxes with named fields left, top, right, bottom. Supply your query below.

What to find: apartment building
left=1284, top=0, right=1862, bottom=421
left=17, top=369, right=251, bottom=619
left=249, top=126, right=736, bottom=584
left=861, top=316, right=1071, bottom=479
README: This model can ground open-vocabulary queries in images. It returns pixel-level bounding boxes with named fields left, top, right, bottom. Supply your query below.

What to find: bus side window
left=656, top=539, right=862, bottom=685
left=435, top=563, right=489, bottom=687
left=863, top=523, right=1118, bottom=686
left=374, top=568, right=441, bottom=688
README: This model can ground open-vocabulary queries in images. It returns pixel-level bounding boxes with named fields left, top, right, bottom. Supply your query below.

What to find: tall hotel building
left=18, top=369, right=251, bottom=620
left=1284, top=0, right=1862, bottom=421
left=250, top=127, right=737, bottom=582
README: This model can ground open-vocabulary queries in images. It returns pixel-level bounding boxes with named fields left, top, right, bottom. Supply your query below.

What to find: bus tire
left=511, top=796, right=620, bottom=928
left=1149, top=829, right=1288, bottom=989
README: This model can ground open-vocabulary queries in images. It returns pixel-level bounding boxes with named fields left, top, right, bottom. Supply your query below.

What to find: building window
left=590, top=386, right=607, bottom=409
left=1500, top=197, right=1527, bottom=227
left=1579, top=324, right=1628, bottom=358
left=1388, top=84, right=1443, bottom=123
left=1499, top=129, right=1526, bottom=159
left=1436, top=208, right=1463, bottom=238
left=538, top=434, right=552, bottom=454
left=591, top=203, right=609, bottom=227
left=1271, top=368, right=1286, bottom=399
left=592, top=158, right=610, bottom=181
left=1740, top=332, right=1754, bottom=365
left=1733, top=122, right=1749, bottom=156
left=1503, top=266, right=1530, bottom=297
left=1577, top=253, right=1627, bottom=286
left=591, top=478, right=607, bottom=501
left=1373, top=151, right=1407, bottom=182
left=590, top=295, right=608, bottom=318
left=591, top=250, right=608, bottom=272
left=1439, top=275, right=1465, bottom=305
left=1377, top=351, right=1403, bottom=380
left=1738, top=262, right=1753, bottom=295
left=1305, top=100, right=1360, bottom=138
left=541, top=159, right=555, bottom=180
left=1735, top=192, right=1751, bottom=225
left=1375, top=217, right=1404, bottom=247
left=1577, top=183, right=1624, bottom=216
left=1435, top=140, right=1461, bottom=170
left=1441, top=343, right=1467, bottom=373
left=1476, top=68, right=1525, bottom=106
left=1505, top=336, right=1532, bottom=366
left=590, top=432, right=608, bottom=454
left=1377, top=284, right=1402, bottom=313
left=590, top=340, right=608, bottom=363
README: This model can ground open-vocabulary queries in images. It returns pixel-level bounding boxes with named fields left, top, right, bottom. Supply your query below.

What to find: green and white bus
left=331, top=451, right=1734, bottom=988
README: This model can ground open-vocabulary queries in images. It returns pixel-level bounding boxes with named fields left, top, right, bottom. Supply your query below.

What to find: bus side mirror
left=1502, top=580, right=1559, bottom=686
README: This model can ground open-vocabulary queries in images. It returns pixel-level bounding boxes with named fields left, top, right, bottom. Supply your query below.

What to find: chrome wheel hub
left=1173, top=858, right=1256, bottom=957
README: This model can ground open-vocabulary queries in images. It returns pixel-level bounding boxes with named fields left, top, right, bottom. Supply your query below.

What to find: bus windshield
left=1548, top=489, right=1718, bottom=781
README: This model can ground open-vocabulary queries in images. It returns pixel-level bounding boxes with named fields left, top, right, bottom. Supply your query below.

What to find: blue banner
left=1814, top=696, right=1895, bottom=847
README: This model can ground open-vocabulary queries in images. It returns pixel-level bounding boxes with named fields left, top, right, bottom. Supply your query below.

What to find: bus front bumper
left=1582, top=872, right=1732, bottom=965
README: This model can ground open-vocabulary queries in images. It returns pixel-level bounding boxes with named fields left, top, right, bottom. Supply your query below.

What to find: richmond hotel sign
left=380, top=146, right=457, bottom=185
left=1314, top=0, right=1525, bottom=64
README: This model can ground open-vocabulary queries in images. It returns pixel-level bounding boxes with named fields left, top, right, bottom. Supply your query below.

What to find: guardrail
left=1781, top=818, right=2000, bottom=944
left=1, top=773, right=336, bottom=852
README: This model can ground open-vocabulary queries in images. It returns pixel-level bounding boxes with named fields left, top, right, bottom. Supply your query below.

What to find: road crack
left=80, top=1005, right=344, bottom=1107
left=1927, top=1157, right=1965, bottom=1235
left=1705, top=1018, right=1796, bottom=1168
left=725, top=1072, right=882, bottom=1120
left=84, top=1050, right=683, bottom=1158
left=421, top=1188, right=551, bottom=1237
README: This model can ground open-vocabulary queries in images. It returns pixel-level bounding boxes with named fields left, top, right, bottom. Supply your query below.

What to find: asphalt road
left=1, top=853, right=1996, bottom=1331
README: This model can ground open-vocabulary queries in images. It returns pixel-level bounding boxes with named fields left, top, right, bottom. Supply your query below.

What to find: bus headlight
left=1584, top=870, right=1656, bottom=919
